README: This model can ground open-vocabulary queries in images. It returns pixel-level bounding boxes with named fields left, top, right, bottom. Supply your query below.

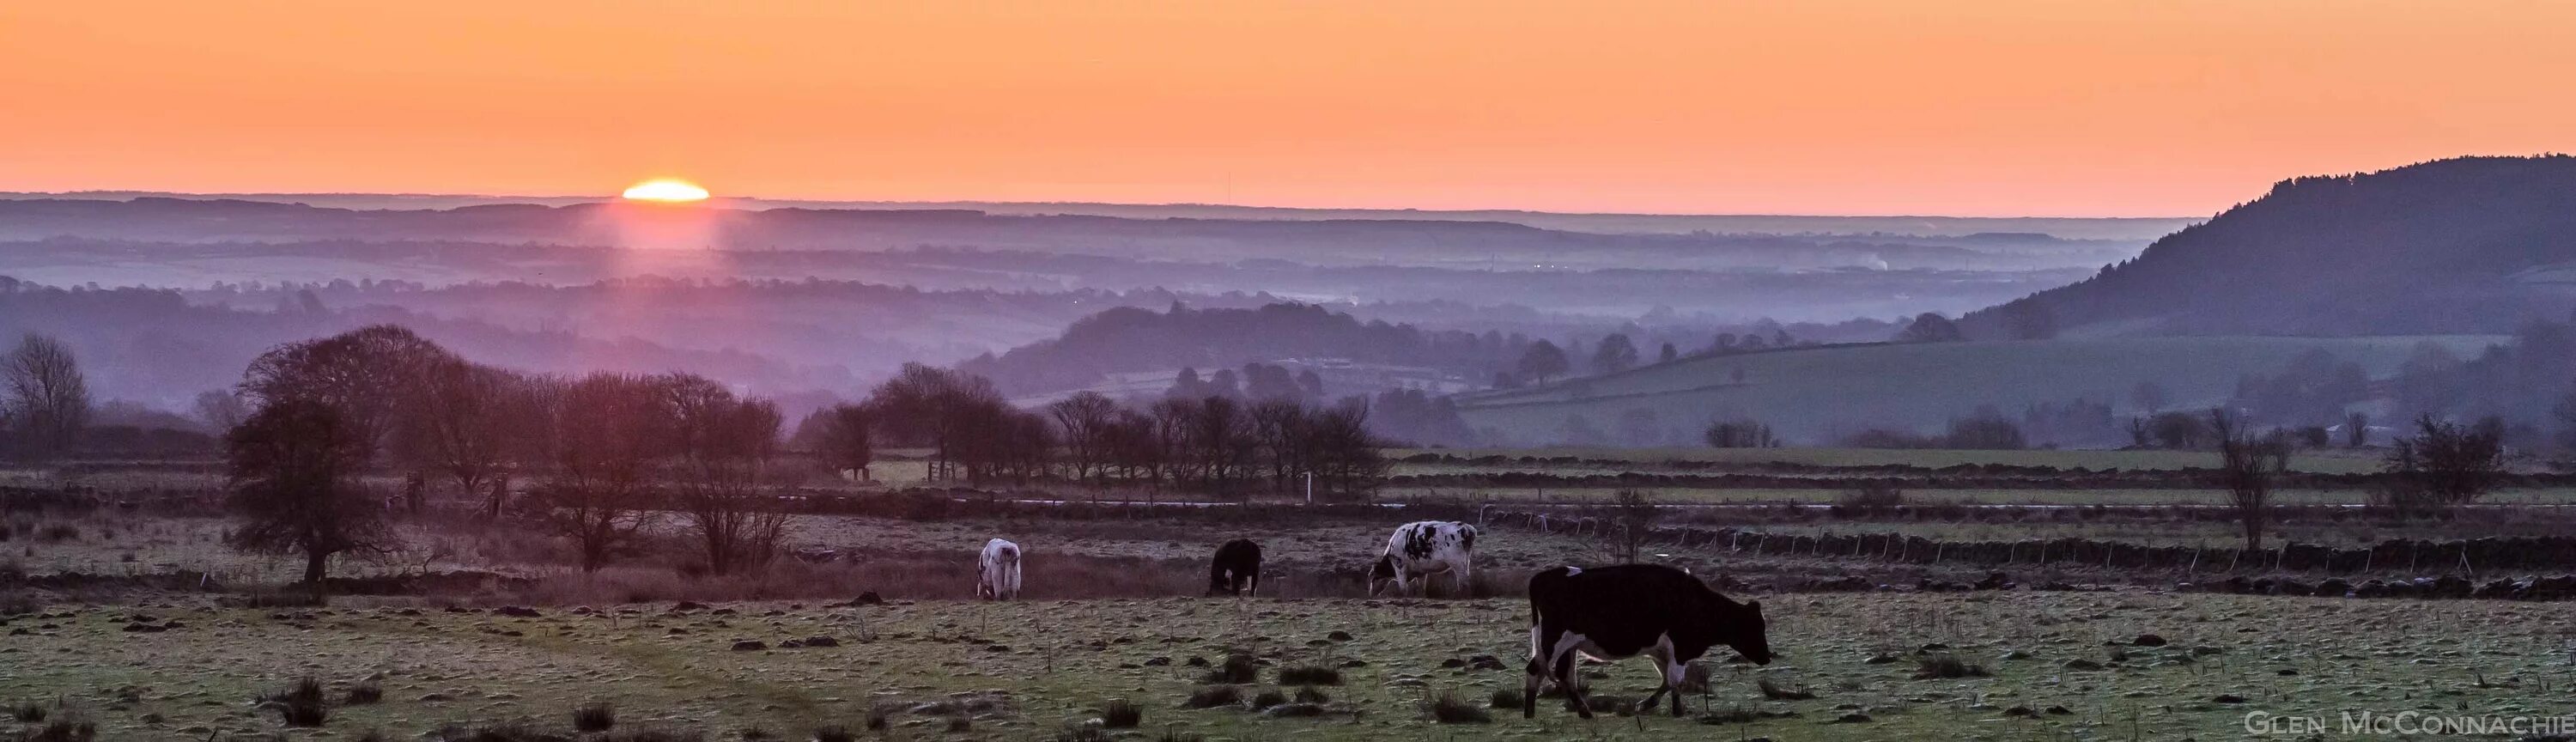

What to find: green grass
left=3, top=593, right=2563, bottom=741
left=1454, top=335, right=2504, bottom=445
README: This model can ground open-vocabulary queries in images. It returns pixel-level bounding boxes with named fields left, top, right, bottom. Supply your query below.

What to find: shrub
left=1838, top=484, right=1906, bottom=511
left=1912, top=654, right=1990, bottom=679
left=1200, top=654, right=1259, bottom=684
left=1099, top=699, right=1142, bottom=728
left=261, top=677, right=328, bottom=727
left=344, top=680, right=383, bottom=705
left=574, top=702, right=617, bottom=733
left=1181, top=685, right=1242, bottom=709
left=1277, top=665, right=1341, bottom=686
left=1422, top=690, right=1491, bottom=724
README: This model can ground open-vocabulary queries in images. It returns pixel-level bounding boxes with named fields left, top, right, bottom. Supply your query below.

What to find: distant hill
left=1962, top=155, right=2576, bottom=337
left=957, top=302, right=1510, bottom=397
left=1451, top=335, right=2500, bottom=446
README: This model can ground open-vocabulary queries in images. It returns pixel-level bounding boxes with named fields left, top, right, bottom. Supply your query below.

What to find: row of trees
left=224, top=327, right=1400, bottom=583
left=802, top=363, right=1389, bottom=500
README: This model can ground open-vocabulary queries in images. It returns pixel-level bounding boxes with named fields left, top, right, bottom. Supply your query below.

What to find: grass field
left=3, top=593, right=2567, bottom=742
left=1391, top=445, right=2397, bottom=474
left=1454, top=335, right=2505, bottom=445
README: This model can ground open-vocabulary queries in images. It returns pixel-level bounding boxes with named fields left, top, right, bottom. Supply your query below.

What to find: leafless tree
left=240, top=325, right=452, bottom=462
left=224, top=398, right=392, bottom=583
left=398, top=357, right=528, bottom=517
left=193, top=388, right=249, bottom=434
left=1048, top=391, right=1118, bottom=482
left=2382, top=415, right=2506, bottom=514
left=2211, top=408, right=2288, bottom=550
left=3, top=333, right=90, bottom=459
left=521, top=373, right=665, bottom=573
left=665, top=374, right=787, bottom=575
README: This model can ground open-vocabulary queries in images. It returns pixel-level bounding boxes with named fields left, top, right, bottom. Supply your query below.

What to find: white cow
left=1369, top=521, right=1477, bottom=597
left=976, top=538, right=1023, bottom=600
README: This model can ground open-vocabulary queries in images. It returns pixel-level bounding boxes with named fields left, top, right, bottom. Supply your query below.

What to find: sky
left=3, top=1, right=2571, bottom=216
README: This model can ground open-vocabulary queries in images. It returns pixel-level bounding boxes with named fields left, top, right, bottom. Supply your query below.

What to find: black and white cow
left=1207, top=539, right=1263, bottom=597
left=1368, top=520, right=1476, bottom=597
left=976, top=538, right=1023, bottom=600
left=1522, top=564, right=1773, bottom=719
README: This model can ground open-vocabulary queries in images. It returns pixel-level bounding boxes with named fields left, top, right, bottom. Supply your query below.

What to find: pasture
left=1453, top=335, right=2505, bottom=444
left=9, top=592, right=2573, bottom=742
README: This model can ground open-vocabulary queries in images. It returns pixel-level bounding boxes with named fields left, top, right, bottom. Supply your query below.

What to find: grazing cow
left=1368, top=521, right=1476, bottom=597
left=1207, top=539, right=1263, bottom=597
left=1522, top=564, right=1773, bottom=719
left=976, top=538, right=1023, bottom=600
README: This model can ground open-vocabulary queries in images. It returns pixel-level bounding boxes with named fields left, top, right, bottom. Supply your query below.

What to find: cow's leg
left=1554, top=652, right=1592, bottom=719
left=1522, top=623, right=1546, bottom=719
left=1456, top=559, right=1474, bottom=597
left=1246, top=570, right=1258, bottom=598
left=1638, top=653, right=1674, bottom=717
left=1665, top=658, right=1688, bottom=717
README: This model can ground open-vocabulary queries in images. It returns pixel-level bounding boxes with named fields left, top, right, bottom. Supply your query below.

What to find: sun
left=621, top=178, right=710, bottom=203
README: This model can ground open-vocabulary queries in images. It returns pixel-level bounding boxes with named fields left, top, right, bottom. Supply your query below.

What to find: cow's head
left=1365, top=555, right=1398, bottom=596
left=1722, top=599, right=1775, bottom=665
left=1206, top=573, right=1240, bottom=597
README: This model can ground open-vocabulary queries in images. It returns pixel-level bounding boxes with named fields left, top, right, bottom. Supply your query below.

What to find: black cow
left=1207, top=539, right=1262, bottom=597
left=1522, top=564, right=1773, bottom=719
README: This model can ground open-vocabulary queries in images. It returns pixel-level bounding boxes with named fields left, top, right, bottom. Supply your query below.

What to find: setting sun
left=621, top=178, right=709, bottom=202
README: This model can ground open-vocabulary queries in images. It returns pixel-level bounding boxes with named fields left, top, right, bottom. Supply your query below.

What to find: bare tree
left=3, top=333, right=91, bottom=459
left=522, top=374, right=665, bottom=573
left=398, top=357, right=527, bottom=517
left=1048, top=392, right=1118, bottom=482
left=193, top=388, right=249, bottom=434
left=224, top=399, right=393, bottom=584
left=2382, top=415, right=2506, bottom=514
left=802, top=402, right=878, bottom=482
left=2345, top=411, right=2370, bottom=448
left=240, top=325, right=452, bottom=462
left=1606, top=489, right=1658, bottom=564
left=2211, top=408, right=2287, bottom=551
left=665, top=374, right=787, bottom=575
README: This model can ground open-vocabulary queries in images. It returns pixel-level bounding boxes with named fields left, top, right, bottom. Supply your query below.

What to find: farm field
left=4, top=593, right=2568, bottom=742
left=1386, top=446, right=2398, bottom=475
left=1453, top=335, right=2505, bottom=445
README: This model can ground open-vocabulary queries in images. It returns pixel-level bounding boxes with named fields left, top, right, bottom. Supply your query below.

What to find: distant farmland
left=1455, top=335, right=2503, bottom=445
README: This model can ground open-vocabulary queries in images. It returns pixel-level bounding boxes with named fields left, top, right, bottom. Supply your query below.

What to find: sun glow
left=621, top=178, right=709, bottom=202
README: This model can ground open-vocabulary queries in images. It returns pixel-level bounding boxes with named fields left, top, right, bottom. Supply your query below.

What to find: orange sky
left=3, top=1, right=2571, bottom=216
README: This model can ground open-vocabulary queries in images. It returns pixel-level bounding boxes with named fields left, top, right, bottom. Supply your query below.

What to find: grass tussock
left=259, top=677, right=328, bottom=727
left=811, top=726, right=854, bottom=742
left=1248, top=689, right=1288, bottom=710
left=344, top=680, right=383, bottom=705
left=1098, top=699, right=1143, bottom=728
left=1487, top=688, right=1523, bottom=709
left=21, top=718, right=97, bottom=742
left=9, top=700, right=48, bottom=722
left=1913, top=654, right=1991, bottom=679
left=1201, top=654, right=1259, bottom=684
left=573, top=702, right=617, bottom=733
left=1181, top=685, right=1242, bottom=709
left=1277, top=665, right=1342, bottom=685
left=1422, top=690, right=1492, bottom=724
left=1050, top=725, right=1112, bottom=742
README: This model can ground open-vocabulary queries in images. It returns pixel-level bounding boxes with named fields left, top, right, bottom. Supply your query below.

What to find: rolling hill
left=1961, top=155, right=2576, bottom=338
left=1450, top=335, right=2501, bottom=446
